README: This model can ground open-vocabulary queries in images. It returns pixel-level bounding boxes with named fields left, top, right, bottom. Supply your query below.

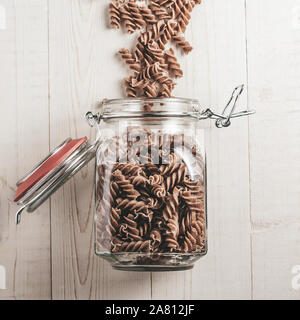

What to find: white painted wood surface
left=247, top=0, right=300, bottom=300
left=0, top=0, right=299, bottom=300
left=0, top=0, right=51, bottom=299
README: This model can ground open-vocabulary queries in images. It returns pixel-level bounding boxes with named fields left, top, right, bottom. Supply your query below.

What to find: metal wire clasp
left=202, top=85, right=255, bottom=128
left=85, top=111, right=101, bottom=128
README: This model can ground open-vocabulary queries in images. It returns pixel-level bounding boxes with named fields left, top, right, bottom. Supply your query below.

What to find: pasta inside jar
left=95, top=98, right=207, bottom=271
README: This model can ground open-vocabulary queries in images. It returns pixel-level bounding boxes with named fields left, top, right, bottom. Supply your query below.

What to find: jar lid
left=14, top=134, right=100, bottom=225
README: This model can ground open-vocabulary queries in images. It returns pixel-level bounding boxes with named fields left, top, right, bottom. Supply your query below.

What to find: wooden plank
left=150, top=1, right=209, bottom=300
left=49, top=0, right=151, bottom=300
left=246, top=0, right=300, bottom=299
left=0, top=0, right=51, bottom=299
left=151, top=0, right=252, bottom=300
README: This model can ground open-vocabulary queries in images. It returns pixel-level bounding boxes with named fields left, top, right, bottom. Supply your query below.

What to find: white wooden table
left=0, top=0, right=299, bottom=300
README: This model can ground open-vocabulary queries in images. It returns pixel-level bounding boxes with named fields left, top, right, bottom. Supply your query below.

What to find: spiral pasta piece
left=162, top=192, right=179, bottom=220
left=109, top=207, right=121, bottom=235
left=147, top=197, right=164, bottom=210
left=119, top=48, right=141, bottom=73
left=150, top=229, right=162, bottom=248
left=127, top=0, right=147, bottom=29
left=124, top=77, right=137, bottom=97
left=119, top=5, right=137, bottom=34
left=130, top=175, right=148, bottom=187
left=160, top=83, right=173, bottom=97
left=149, top=2, right=171, bottom=21
left=152, top=0, right=176, bottom=9
left=140, top=5, right=157, bottom=25
left=153, top=72, right=173, bottom=86
left=151, top=184, right=166, bottom=198
left=165, top=48, right=183, bottom=78
left=174, top=1, right=192, bottom=33
left=165, top=163, right=186, bottom=190
left=157, top=21, right=176, bottom=49
left=113, top=170, right=141, bottom=199
left=121, top=240, right=151, bottom=252
left=141, top=62, right=161, bottom=80
left=144, top=81, right=159, bottom=97
left=109, top=1, right=121, bottom=29
left=172, top=34, right=193, bottom=54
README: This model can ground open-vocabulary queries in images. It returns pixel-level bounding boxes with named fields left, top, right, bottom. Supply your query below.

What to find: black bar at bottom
left=0, top=300, right=298, bottom=318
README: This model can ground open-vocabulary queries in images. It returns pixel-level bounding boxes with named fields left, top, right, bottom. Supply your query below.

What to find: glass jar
left=95, top=98, right=207, bottom=271
left=14, top=85, right=254, bottom=272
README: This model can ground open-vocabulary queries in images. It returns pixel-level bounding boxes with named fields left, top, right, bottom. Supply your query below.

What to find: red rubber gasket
left=14, top=137, right=87, bottom=202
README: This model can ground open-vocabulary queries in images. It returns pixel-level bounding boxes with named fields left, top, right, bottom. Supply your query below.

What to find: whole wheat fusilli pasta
left=108, top=0, right=201, bottom=97
left=95, top=129, right=206, bottom=259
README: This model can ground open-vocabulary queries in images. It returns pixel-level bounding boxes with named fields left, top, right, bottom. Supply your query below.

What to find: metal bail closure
left=85, top=111, right=101, bottom=127
left=201, top=85, right=255, bottom=128
left=14, top=120, right=101, bottom=225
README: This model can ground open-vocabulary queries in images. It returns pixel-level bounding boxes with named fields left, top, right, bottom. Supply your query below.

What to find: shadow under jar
left=95, top=98, right=208, bottom=271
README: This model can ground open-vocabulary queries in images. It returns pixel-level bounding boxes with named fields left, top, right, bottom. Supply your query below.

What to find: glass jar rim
left=102, top=97, right=200, bottom=106
left=100, top=97, right=203, bottom=120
